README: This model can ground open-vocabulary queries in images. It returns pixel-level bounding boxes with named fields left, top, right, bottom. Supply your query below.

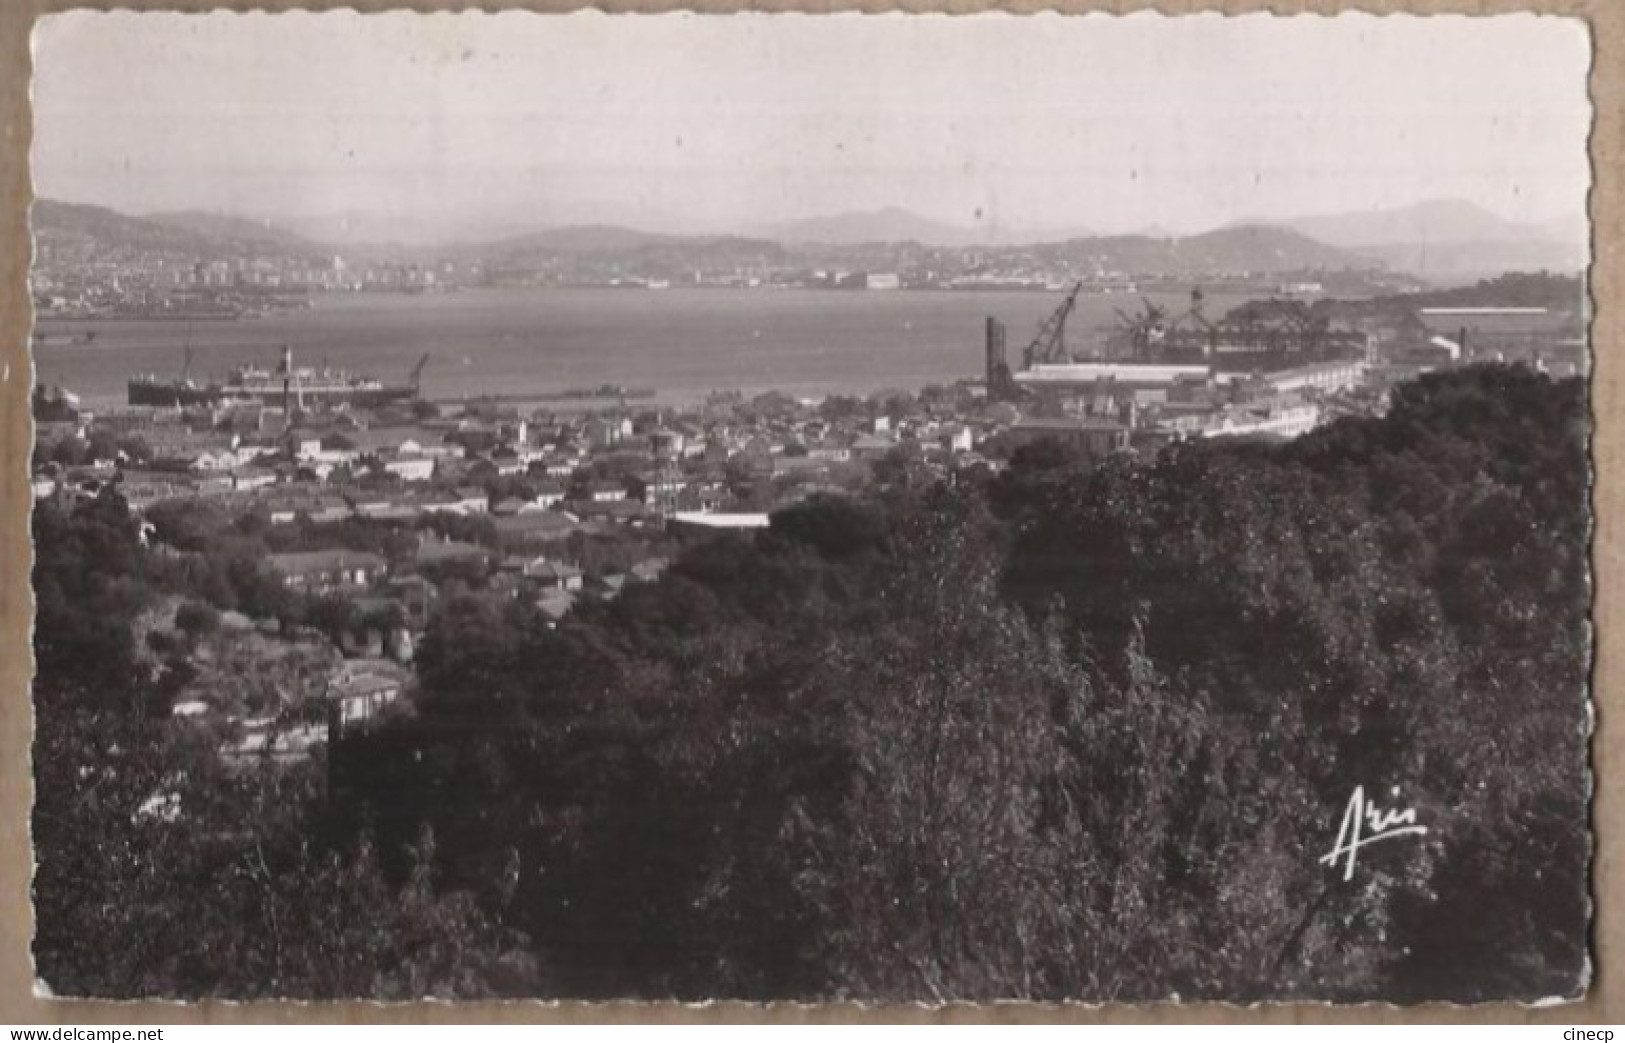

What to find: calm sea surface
left=32, top=287, right=1249, bottom=407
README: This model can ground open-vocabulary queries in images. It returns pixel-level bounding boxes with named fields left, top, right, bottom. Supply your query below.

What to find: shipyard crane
left=1176, top=287, right=1215, bottom=333
left=1110, top=298, right=1172, bottom=358
left=1170, top=288, right=1218, bottom=354
left=409, top=352, right=432, bottom=394
left=1021, top=281, right=1085, bottom=368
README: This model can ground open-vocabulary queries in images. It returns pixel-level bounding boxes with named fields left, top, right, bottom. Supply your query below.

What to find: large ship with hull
left=129, top=346, right=429, bottom=409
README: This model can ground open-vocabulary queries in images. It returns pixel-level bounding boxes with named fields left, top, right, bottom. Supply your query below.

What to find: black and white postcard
left=23, top=10, right=1595, bottom=1005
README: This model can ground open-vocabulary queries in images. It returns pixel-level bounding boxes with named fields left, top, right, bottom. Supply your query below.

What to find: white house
left=231, top=466, right=277, bottom=492
left=328, top=671, right=403, bottom=732
left=809, top=440, right=853, bottom=463
left=188, top=449, right=240, bottom=472
left=383, top=453, right=436, bottom=482
left=533, top=481, right=567, bottom=509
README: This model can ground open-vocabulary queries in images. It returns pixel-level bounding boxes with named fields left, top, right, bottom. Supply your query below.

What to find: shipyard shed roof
left=1017, top=364, right=1212, bottom=386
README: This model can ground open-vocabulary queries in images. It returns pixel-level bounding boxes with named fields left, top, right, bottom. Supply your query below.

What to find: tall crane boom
left=1022, top=281, right=1084, bottom=369
left=409, top=352, right=431, bottom=392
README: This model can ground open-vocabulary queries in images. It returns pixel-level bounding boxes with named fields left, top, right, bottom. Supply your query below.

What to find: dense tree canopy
left=31, top=491, right=540, bottom=999
left=33, top=365, right=1591, bottom=1002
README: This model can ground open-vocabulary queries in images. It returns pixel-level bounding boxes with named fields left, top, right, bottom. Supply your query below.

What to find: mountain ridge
left=32, top=197, right=1434, bottom=278
left=1227, top=199, right=1587, bottom=280
left=141, top=210, right=321, bottom=251
left=1255, top=199, right=1539, bottom=248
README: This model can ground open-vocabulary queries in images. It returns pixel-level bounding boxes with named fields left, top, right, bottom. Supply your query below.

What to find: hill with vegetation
left=32, top=198, right=328, bottom=263
left=32, top=365, right=1590, bottom=1002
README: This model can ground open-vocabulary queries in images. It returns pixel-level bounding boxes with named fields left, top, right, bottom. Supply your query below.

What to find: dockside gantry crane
left=1021, top=281, right=1084, bottom=368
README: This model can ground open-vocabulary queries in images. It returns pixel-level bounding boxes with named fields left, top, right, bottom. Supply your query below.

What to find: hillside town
left=29, top=271, right=1585, bottom=776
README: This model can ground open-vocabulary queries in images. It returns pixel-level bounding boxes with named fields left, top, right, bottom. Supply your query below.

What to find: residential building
left=1003, top=418, right=1131, bottom=458
left=382, top=453, right=436, bottom=482
left=523, top=558, right=584, bottom=592
left=267, top=549, right=387, bottom=592
left=493, top=510, right=580, bottom=550
left=327, top=670, right=404, bottom=733
left=851, top=434, right=897, bottom=461
left=1266, top=360, right=1369, bottom=396
left=261, top=491, right=352, bottom=525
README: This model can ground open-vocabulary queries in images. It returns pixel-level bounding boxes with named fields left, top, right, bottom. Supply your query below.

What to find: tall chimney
left=986, top=317, right=1011, bottom=400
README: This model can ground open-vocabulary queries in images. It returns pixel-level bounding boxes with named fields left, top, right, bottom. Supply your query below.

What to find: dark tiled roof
left=267, top=549, right=386, bottom=576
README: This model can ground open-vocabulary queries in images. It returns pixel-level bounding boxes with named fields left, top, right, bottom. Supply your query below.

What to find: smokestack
left=986, top=317, right=1010, bottom=400
left=280, top=345, right=304, bottom=413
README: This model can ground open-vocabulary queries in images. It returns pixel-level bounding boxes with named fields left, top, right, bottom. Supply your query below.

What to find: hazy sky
left=31, top=11, right=1592, bottom=240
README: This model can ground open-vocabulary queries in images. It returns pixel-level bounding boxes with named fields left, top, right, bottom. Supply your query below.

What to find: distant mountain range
left=1036, top=225, right=1358, bottom=278
left=765, top=207, right=1004, bottom=247
left=34, top=199, right=272, bottom=255
left=480, top=225, right=768, bottom=257
left=1241, top=199, right=1588, bottom=281
left=474, top=225, right=791, bottom=272
left=761, top=206, right=1096, bottom=247
left=269, top=209, right=544, bottom=250
left=29, top=196, right=1588, bottom=283
left=32, top=199, right=334, bottom=266
left=140, top=210, right=322, bottom=252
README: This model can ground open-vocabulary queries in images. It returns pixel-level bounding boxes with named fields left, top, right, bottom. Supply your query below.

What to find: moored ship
left=129, top=346, right=429, bottom=409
